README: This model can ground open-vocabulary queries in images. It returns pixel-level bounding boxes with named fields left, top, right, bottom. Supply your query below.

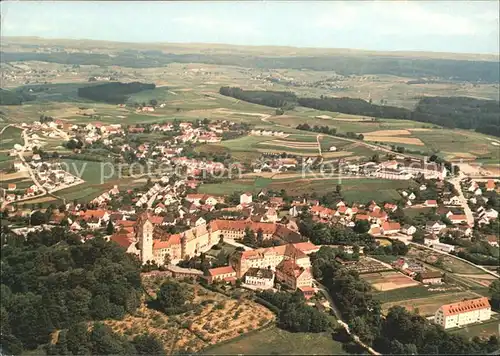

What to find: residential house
left=486, top=179, right=496, bottom=191
left=426, top=221, right=446, bottom=234
left=424, top=200, right=438, bottom=208
left=244, top=268, right=275, bottom=289
left=384, top=202, right=398, bottom=212
left=486, top=235, right=499, bottom=247
left=449, top=214, right=467, bottom=225
left=444, top=196, right=461, bottom=206
left=206, top=266, right=237, bottom=284
left=401, top=224, right=417, bottom=236
left=240, top=192, right=253, bottom=205
left=382, top=221, right=401, bottom=235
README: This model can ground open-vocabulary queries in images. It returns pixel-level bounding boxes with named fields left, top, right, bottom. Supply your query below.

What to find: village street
left=449, top=172, right=475, bottom=227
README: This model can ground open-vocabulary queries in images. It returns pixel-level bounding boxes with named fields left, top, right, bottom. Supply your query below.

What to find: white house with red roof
left=434, top=297, right=491, bottom=329
left=424, top=200, right=438, bottom=208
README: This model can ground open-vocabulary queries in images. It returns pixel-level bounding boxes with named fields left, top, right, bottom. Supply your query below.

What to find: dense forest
left=219, top=87, right=500, bottom=137
left=0, top=88, right=35, bottom=105
left=2, top=50, right=498, bottom=82
left=0, top=228, right=143, bottom=354
left=219, top=87, right=297, bottom=109
left=312, top=247, right=500, bottom=354
left=77, top=82, right=155, bottom=104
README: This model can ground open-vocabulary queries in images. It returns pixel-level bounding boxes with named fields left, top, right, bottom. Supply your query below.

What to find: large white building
left=434, top=297, right=491, bottom=329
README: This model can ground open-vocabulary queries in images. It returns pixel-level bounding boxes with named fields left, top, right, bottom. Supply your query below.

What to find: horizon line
left=2, top=35, right=499, bottom=59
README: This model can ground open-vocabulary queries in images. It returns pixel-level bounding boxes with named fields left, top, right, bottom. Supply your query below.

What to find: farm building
left=416, top=271, right=443, bottom=285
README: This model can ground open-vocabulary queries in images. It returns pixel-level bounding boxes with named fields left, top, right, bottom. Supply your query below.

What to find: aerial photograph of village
left=0, top=0, right=499, bottom=355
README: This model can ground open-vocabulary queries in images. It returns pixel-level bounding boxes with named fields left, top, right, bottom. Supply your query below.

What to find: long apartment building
left=434, top=297, right=491, bottom=329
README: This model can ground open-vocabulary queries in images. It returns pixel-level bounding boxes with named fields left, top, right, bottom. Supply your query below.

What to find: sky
left=1, top=1, right=499, bottom=54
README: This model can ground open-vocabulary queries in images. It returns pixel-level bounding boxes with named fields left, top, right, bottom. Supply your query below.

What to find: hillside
left=219, top=87, right=500, bottom=137
left=1, top=47, right=499, bottom=83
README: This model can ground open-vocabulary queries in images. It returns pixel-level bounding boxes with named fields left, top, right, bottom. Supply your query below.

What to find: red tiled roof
left=153, top=234, right=181, bottom=249
left=382, top=221, right=401, bottom=231
left=293, top=242, right=319, bottom=253
left=487, top=179, right=495, bottom=189
left=117, top=220, right=136, bottom=227
left=440, top=297, right=490, bottom=316
left=356, top=214, right=370, bottom=221
left=449, top=214, right=467, bottom=221
left=80, top=209, right=107, bottom=218
left=110, top=234, right=134, bottom=248
left=208, top=266, right=235, bottom=276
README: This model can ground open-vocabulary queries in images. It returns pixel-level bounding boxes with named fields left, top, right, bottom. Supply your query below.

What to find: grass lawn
left=198, top=177, right=272, bottom=195
left=381, top=291, right=483, bottom=316
left=202, top=326, right=345, bottom=355
left=205, top=242, right=237, bottom=259
left=199, top=177, right=411, bottom=202
left=413, top=129, right=499, bottom=161
left=374, top=285, right=446, bottom=304
left=0, top=126, right=23, bottom=150
left=61, top=159, right=118, bottom=184
left=451, top=317, right=500, bottom=339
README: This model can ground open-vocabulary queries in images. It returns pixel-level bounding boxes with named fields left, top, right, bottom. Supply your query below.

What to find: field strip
left=365, top=129, right=411, bottom=136
left=364, top=136, right=425, bottom=146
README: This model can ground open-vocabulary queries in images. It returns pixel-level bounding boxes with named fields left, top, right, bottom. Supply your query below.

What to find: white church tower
left=137, top=212, right=154, bottom=263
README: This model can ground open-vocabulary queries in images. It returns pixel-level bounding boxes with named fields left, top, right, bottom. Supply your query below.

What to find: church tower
left=137, top=212, right=154, bottom=264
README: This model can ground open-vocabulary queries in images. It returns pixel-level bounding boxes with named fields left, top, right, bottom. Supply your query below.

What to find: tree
left=163, top=253, right=171, bottom=266
left=391, top=240, right=409, bottom=256
left=256, top=228, right=264, bottom=246
left=243, top=227, right=256, bottom=246
left=354, top=220, right=370, bottom=234
left=132, top=334, right=165, bottom=356
left=149, top=99, right=158, bottom=107
left=411, top=228, right=425, bottom=244
left=30, top=211, right=47, bottom=226
left=157, top=282, right=186, bottom=312
left=490, top=279, right=500, bottom=310
left=106, top=220, right=114, bottom=235
left=335, top=184, right=342, bottom=194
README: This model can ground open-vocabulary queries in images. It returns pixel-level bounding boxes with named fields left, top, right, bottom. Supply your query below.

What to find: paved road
left=449, top=172, right=475, bottom=227
left=0, top=124, right=12, bottom=135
